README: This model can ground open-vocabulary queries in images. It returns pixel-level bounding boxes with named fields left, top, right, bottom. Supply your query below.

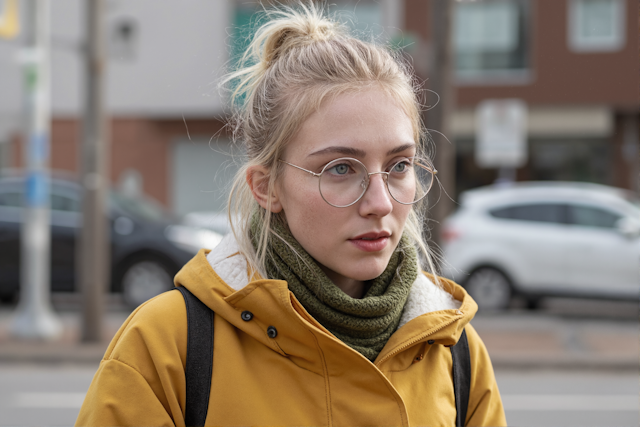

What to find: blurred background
left=0, top=0, right=638, bottom=426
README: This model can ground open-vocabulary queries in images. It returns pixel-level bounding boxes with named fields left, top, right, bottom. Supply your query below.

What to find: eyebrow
left=308, top=142, right=416, bottom=158
left=387, top=142, right=416, bottom=155
left=308, top=146, right=367, bottom=157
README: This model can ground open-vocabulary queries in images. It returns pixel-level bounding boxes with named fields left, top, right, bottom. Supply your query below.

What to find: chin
left=349, top=260, right=389, bottom=281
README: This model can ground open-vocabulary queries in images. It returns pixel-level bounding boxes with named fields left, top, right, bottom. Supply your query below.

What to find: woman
left=76, top=3, right=506, bottom=426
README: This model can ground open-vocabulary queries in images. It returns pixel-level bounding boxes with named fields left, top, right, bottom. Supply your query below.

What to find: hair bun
left=257, top=4, right=340, bottom=66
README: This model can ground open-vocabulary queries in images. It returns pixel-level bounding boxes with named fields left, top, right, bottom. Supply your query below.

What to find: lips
left=349, top=231, right=391, bottom=252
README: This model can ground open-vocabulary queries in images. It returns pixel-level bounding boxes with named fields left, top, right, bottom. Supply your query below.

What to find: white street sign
left=476, top=99, right=528, bottom=168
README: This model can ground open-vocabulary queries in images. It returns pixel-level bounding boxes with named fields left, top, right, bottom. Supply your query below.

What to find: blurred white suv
left=441, top=182, right=640, bottom=310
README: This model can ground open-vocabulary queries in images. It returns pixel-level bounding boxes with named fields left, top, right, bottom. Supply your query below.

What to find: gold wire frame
left=279, top=157, right=437, bottom=207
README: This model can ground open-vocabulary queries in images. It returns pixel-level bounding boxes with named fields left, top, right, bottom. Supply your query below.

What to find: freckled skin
left=275, top=89, right=415, bottom=296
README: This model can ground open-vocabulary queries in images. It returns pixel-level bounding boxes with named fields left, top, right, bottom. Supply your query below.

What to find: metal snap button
left=267, top=326, right=278, bottom=338
left=427, top=340, right=435, bottom=344
left=241, top=311, right=253, bottom=321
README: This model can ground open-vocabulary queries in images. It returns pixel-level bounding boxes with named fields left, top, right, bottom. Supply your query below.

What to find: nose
left=358, top=173, right=393, bottom=217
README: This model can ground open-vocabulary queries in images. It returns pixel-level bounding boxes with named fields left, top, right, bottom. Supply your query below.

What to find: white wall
left=104, top=0, right=230, bottom=117
left=0, top=0, right=230, bottom=126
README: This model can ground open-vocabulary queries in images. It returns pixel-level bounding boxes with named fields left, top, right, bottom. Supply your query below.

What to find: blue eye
left=392, top=160, right=411, bottom=173
left=329, top=164, right=350, bottom=175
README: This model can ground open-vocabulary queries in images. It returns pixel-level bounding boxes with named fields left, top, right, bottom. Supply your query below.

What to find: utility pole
left=79, top=0, right=109, bottom=343
left=426, top=0, right=456, bottom=250
left=11, top=0, right=62, bottom=340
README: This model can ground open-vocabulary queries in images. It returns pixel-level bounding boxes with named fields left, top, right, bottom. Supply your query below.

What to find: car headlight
left=164, top=225, right=224, bottom=254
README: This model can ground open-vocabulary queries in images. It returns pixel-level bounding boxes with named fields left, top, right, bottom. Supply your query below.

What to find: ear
left=246, top=166, right=283, bottom=213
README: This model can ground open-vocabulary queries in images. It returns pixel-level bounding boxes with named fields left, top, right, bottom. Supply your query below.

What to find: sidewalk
left=0, top=308, right=129, bottom=364
left=472, top=314, right=638, bottom=370
left=0, top=303, right=637, bottom=369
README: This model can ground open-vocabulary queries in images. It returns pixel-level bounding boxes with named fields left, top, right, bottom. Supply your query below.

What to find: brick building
left=0, top=0, right=637, bottom=216
left=408, top=0, right=639, bottom=195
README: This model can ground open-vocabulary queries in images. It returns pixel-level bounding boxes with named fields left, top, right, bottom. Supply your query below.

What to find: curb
left=490, top=356, right=638, bottom=371
left=0, top=343, right=109, bottom=364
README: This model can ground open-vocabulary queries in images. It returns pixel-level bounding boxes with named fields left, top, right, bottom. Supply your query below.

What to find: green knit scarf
left=251, top=214, right=418, bottom=361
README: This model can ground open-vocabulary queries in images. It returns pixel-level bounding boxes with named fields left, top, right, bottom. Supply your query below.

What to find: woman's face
left=275, top=89, right=416, bottom=289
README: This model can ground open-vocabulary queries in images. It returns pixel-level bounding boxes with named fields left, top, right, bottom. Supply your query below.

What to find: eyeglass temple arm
left=278, top=160, right=321, bottom=177
left=416, top=161, right=437, bottom=175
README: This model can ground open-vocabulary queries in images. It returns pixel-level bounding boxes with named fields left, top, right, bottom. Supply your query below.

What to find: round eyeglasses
left=279, top=157, right=437, bottom=208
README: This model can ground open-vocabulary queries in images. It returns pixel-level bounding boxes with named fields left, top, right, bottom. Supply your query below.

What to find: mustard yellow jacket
left=76, top=235, right=506, bottom=427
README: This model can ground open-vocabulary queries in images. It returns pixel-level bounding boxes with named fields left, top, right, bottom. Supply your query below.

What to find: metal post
left=427, top=0, right=456, bottom=248
left=80, top=0, right=109, bottom=343
left=10, top=0, right=62, bottom=340
left=622, top=113, right=639, bottom=193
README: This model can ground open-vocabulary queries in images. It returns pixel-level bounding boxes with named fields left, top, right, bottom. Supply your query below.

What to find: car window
left=0, top=192, right=22, bottom=208
left=568, top=205, right=621, bottom=229
left=51, top=193, right=80, bottom=212
left=110, top=192, right=167, bottom=222
left=490, top=204, right=567, bottom=224
left=0, top=189, right=80, bottom=212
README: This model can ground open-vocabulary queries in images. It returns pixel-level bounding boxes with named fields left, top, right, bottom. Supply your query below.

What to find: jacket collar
left=174, top=234, right=477, bottom=368
left=205, top=234, right=463, bottom=322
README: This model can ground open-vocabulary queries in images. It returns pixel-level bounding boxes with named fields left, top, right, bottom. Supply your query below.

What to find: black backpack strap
left=451, top=328, right=471, bottom=427
left=176, top=286, right=214, bottom=427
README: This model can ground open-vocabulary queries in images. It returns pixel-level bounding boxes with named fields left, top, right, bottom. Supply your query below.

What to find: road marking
left=502, top=394, right=638, bottom=411
left=12, top=392, right=86, bottom=408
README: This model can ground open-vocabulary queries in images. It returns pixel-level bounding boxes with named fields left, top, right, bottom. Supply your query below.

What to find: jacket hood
left=173, top=234, right=478, bottom=367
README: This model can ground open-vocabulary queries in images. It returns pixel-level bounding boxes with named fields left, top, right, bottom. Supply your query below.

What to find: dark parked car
left=0, top=175, right=222, bottom=307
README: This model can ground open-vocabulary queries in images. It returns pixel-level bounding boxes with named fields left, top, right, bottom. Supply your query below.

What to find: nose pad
left=364, top=173, right=392, bottom=202
left=360, top=176, right=368, bottom=190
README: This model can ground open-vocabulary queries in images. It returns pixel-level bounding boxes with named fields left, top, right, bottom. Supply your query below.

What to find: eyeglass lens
left=318, top=158, right=434, bottom=207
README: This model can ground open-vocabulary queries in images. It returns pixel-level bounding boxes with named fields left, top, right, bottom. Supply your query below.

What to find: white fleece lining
left=206, top=235, right=461, bottom=327
left=206, top=234, right=249, bottom=292
left=397, top=273, right=461, bottom=329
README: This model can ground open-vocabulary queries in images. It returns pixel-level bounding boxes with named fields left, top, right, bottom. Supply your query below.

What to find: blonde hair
left=222, top=2, right=439, bottom=283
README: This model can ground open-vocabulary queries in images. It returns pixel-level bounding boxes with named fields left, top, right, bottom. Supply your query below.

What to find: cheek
left=398, top=204, right=413, bottom=225
left=280, top=183, right=355, bottom=263
left=279, top=177, right=333, bottom=238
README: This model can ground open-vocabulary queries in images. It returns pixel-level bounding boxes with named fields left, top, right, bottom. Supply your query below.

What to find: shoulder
left=463, top=323, right=499, bottom=392
left=77, top=290, right=188, bottom=425
left=463, top=324, right=490, bottom=359
left=103, top=289, right=188, bottom=374
left=462, top=323, right=507, bottom=425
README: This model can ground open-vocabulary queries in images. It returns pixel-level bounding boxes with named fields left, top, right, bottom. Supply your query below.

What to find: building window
left=231, top=0, right=382, bottom=58
left=568, top=0, right=626, bottom=52
left=454, top=0, right=530, bottom=81
left=326, top=0, right=383, bottom=34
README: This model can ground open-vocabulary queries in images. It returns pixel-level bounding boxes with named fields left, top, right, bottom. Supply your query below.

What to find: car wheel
left=0, top=292, right=16, bottom=305
left=464, top=267, right=512, bottom=311
left=525, top=297, right=541, bottom=310
left=121, top=260, right=173, bottom=307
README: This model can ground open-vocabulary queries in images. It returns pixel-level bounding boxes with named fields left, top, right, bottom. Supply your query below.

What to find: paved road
left=496, top=369, right=638, bottom=427
left=0, top=364, right=637, bottom=426
left=0, top=364, right=95, bottom=426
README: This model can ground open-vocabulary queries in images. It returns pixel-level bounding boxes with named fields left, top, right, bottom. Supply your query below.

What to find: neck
left=320, top=266, right=366, bottom=299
